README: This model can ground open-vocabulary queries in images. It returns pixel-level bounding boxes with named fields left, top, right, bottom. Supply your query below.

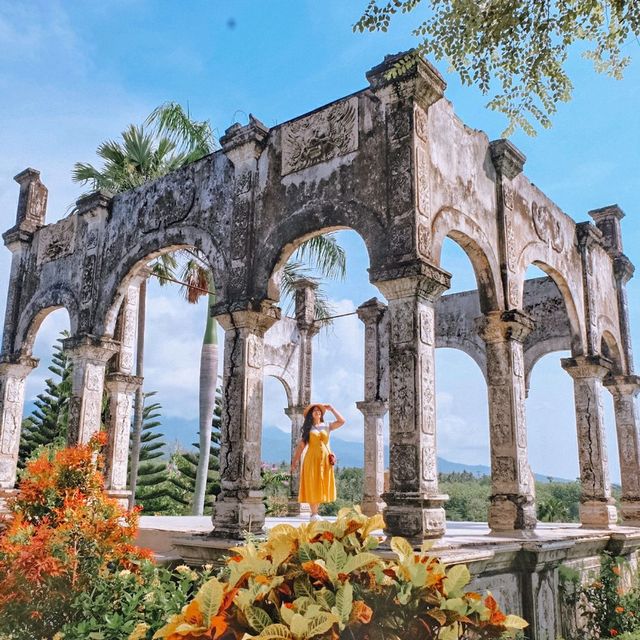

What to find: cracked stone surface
left=0, top=53, right=638, bottom=537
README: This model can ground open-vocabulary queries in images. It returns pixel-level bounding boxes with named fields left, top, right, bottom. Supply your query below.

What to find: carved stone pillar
left=561, top=355, right=618, bottom=526
left=357, top=400, right=387, bottom=516
left=357, top=297, right=389, bottom=516
left=477, top=310, right=537, bottom=531
left=372, top=260, right=451, bottom=541
left=285, top=405, right=308, bottom=517
left=0, top=357, right=37, bottom=507
left=63, top=335, right=118, bottom=446
left=604, top=375, right=640, bottom=525
left=104, top=373, right=141, bottom=506
left=211, top=304, right=279, bottom=538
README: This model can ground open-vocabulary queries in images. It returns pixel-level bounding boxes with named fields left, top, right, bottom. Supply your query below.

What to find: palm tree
left=73, top=104, right=347, bottom=514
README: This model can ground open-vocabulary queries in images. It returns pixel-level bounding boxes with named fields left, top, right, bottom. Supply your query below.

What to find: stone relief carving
left=416, top=146, right=429, bottom=215
left=391, top=304, right=414, bottom=344
left=502, top=184, right=514, bottom=210
left=80, top=254, right=96, bottom=305
left=417, top=222, right=431, bottom=259
left=532, top=201, right=564, bottom=253
left=422, top=448, right=436, bottom=482
left=388, top=109, right=411, bottom=141
left=392, top=353, right=415, bottom=432
left=137, top=176, right=196, bottom=229
left=419, top=309, right=433, bottom=345
left=505, top=216, right=517, bottom=273
left=414, top=106, right=428, bottom=142
left=391, top=443, right=417, bottom=485
left=282, top=97, right=358, bottom=175
left=37, top=216, right=76, bottom=266
left=235, top=171, right=252, bottom=196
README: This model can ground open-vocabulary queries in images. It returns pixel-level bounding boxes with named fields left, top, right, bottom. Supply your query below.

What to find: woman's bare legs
left=310, top=503, right=320, bottom=520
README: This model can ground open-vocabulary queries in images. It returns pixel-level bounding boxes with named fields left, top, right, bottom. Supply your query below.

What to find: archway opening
left=436, top=237, right=491, bottom=522
left=523, top=263, right=579, bottom=522
left=20, top=307, right=71, bottom=466
left=267, top=228, right=382, bottom=517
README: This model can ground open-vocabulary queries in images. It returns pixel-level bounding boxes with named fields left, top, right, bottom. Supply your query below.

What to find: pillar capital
left=490, top=139, right=526, bottom=180
left=356, top=399, right=388, bottom=416
left=356, top=297, right=387, bottom=324
left=614, top=254, right=635, bottom=284
left=561, top=355, right=612, bottom=380
left=63, top=334, right=119, bottom=363
left=370, top=260, right=451, bottom=302
left=75, top=190, right=113, bottom=217
left=576, top=221, right=604, bottom=250
left=477, top=309, right=534, bottom=344
left=220, top=115, right=269, bottom=163
left=0, top=355, right=38, bottom=378
left=284, top=404, right=305, bottom=419
left=212, top=300, right=280, bottom=334
left=104, top=372, right=143, bottom=394
left=604, top=374, right=640, bottom=398
left=366, top=50, right=446, bottom=110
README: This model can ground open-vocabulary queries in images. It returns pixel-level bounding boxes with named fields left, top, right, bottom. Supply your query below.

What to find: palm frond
left=146, top=102, right=216, bottom=158
left=293, top=233, right=347, bottom=281
left=180, top=259, right=211, bottom=303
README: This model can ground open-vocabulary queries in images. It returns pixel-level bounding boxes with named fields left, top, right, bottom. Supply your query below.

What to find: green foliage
left=261, top=462, right=291, bottom=515
left=133, top=392, right=182, bottom=515
left=319, top=467, right=365, bottom=516
left=166, top=390, right=222, bottom=514
left=19, top=331, right=72, bottom=466
left=440, top=472, right=491, bottom=522
left=354, top=0, right=640, bottom=136
left=559, top=552, right=640, bottom=639
left=59, top=561, right=214, bottom=640
left=536, top=480, right=581, bottom=522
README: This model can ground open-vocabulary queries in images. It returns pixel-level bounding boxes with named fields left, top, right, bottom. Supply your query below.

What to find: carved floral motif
left=281, top=98, right=358, bottom=175
left=37, top=217, right=76, bottom=266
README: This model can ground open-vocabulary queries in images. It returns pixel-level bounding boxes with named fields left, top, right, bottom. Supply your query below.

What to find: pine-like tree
left=19, top=331, right=72, bottom=467
left=167, top=388, right=221, bottom=514
left=132, top=392, right=181, bottom=514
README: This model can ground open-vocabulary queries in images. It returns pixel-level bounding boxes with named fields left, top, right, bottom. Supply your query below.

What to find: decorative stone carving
left=414, top=106, right=428, bottom=142
left=532, top=202, right=564, bottom=253
left=80, top=254, right=96, bottom=305
left=281, top=97, right=358, bottom=175
left=416, top=146, right=429, bottom=215
left=37, top=216, right=76, bottom=265
left=503, top=184, right=514, bottom=210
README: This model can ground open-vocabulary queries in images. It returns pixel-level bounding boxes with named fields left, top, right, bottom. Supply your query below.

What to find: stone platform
left=137, top=516, right=640, bottom=640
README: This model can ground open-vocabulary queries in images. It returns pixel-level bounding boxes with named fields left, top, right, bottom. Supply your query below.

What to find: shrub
left=154, top=507, right=527, bottom=639
left=0, top=434, right=152, bottom=639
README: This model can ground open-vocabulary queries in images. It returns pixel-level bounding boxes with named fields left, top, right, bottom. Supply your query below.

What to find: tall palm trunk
left=128, top=279, right=147, bottom=509
left=192, top=289, right=218, bottom=515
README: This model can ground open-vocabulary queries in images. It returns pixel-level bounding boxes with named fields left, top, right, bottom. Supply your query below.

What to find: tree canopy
left=355, top=0, right=639, bottom=135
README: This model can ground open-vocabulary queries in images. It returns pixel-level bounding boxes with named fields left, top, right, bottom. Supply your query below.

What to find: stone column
left=285, top=405, right=307, bottom=516
left=561, top=356, right=618, bottom=526
left=287, top=280, right=318, bottom=516
left=63, top=335, right=118, bottom=446
left=104, top=373, right=141, bottom=507
left=0, top=357, right=37, bottom=507
left=372, top=261, right=451, bottom=541
left=357, top=297, right=389, bottom=516
left=211, top=304, right=279, bottom=538
left=478, top=310, right=537, bottom=531
left=604, top=375, right=640, bottom=525
left=357, top=400, right=387, bottom=516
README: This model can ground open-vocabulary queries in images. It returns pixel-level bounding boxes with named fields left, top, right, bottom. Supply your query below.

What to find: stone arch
left=517, top=254, right=584, bottom=357
left=434, top=338, right=487, bottom=381
left=263, top=367, right=295, bottom=407
left=257, top=199, right=385, bottom=303
left=600, top=330, right=624, bottom=376
left=14, top=285, right=78, bottom=357
left=97, top=226, right=228, bottom=337
left=430, top=206, right=502, bottom=313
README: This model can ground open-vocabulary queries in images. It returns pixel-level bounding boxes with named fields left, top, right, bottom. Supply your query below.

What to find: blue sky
left=0, top=1, right=638, bottom=481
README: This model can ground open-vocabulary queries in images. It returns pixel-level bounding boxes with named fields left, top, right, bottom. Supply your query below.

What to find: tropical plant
left=0, top=433, right=152, bottom=639
left=154, top=507, right=528, bottom=640
left=166, top=387, right=222, bottom=514
left=18, top=330, right=72, bottom=466
left=132, top=392, right=181, bottom=514
left=261, top=462, right=290, bottom=516
left=59, top=561, right=214, bottom=640
left=354, top=1, right=640, bottom=136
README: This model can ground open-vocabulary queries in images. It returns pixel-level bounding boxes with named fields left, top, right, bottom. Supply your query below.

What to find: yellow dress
left=299, top=425, right=336, bottom=504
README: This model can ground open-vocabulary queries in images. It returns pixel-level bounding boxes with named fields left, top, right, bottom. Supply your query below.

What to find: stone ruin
left=1, top=52, right=639, bottom=547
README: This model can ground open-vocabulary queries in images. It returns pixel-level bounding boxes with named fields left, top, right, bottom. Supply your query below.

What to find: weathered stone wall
left=1, top=52, right=637, bottom=540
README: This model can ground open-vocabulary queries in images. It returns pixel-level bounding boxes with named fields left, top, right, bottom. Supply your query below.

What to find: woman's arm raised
left=324, top=404, right=346, bottom=431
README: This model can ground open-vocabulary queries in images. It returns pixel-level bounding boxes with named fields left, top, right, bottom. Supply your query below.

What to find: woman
left=291, top=403, right=345, bottom=521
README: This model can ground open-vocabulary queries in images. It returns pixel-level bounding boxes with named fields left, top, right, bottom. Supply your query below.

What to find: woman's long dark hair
left=301, top=405, right=325, bottom=444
